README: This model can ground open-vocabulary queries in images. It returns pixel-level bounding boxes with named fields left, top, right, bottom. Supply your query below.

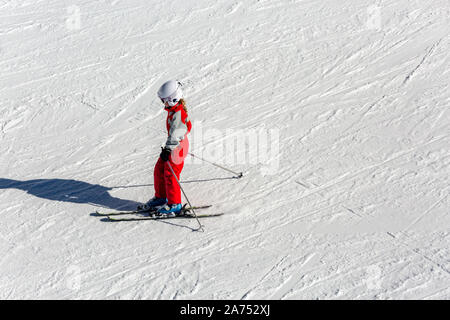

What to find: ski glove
left=160, top=147, right=171, bottom=162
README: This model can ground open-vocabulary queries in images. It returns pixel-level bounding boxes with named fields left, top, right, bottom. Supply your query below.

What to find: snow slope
left=0, top=0, right=449, bottom=299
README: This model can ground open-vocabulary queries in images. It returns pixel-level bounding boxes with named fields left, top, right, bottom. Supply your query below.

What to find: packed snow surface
left=0, top=0, right=449, bottom=299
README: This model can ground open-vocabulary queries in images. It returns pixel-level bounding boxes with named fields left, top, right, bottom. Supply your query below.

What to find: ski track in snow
left=0, top=0, right=449, bottom=299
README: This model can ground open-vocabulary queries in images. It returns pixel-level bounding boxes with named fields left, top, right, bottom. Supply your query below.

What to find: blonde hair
left=179, top=98, right=188, bottom=113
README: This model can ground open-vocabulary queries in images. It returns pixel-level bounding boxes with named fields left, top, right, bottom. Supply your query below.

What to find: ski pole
left=153, top=127, right=243, bottom=178
left=189, top=152, right=243, bottom=178
left=167, top=162, right=204, bottom=232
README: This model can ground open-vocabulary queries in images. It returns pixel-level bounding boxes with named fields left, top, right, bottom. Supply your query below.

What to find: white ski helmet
left=157, top=80, right=183, bottom=107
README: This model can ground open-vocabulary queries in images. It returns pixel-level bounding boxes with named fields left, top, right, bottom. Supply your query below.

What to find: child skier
left=140, top=80, right=192, bottom=216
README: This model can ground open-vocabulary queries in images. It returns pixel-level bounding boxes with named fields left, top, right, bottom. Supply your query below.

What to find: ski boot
left=156, top=203, right=183, bottom=217
left=137, top=197, right=167, bottom=212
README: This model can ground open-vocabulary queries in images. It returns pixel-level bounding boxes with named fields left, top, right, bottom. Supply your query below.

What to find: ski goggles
left=160, top=97, right=179, bottom=107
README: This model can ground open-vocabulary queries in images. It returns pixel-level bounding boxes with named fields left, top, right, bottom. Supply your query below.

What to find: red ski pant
left=154, top=139, right=188, bottom=205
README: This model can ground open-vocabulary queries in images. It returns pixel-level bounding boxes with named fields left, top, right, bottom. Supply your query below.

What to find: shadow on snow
left=0, top=178, right=140, bottom=211
left=0, top=175, right=236, bottom=211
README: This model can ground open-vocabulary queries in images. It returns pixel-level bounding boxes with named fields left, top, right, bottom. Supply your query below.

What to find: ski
left=106, top=212, right=223, bottom=222
left=94, top=208, right=153, bottom=216
left=95, top=204, right=212, bottom=216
